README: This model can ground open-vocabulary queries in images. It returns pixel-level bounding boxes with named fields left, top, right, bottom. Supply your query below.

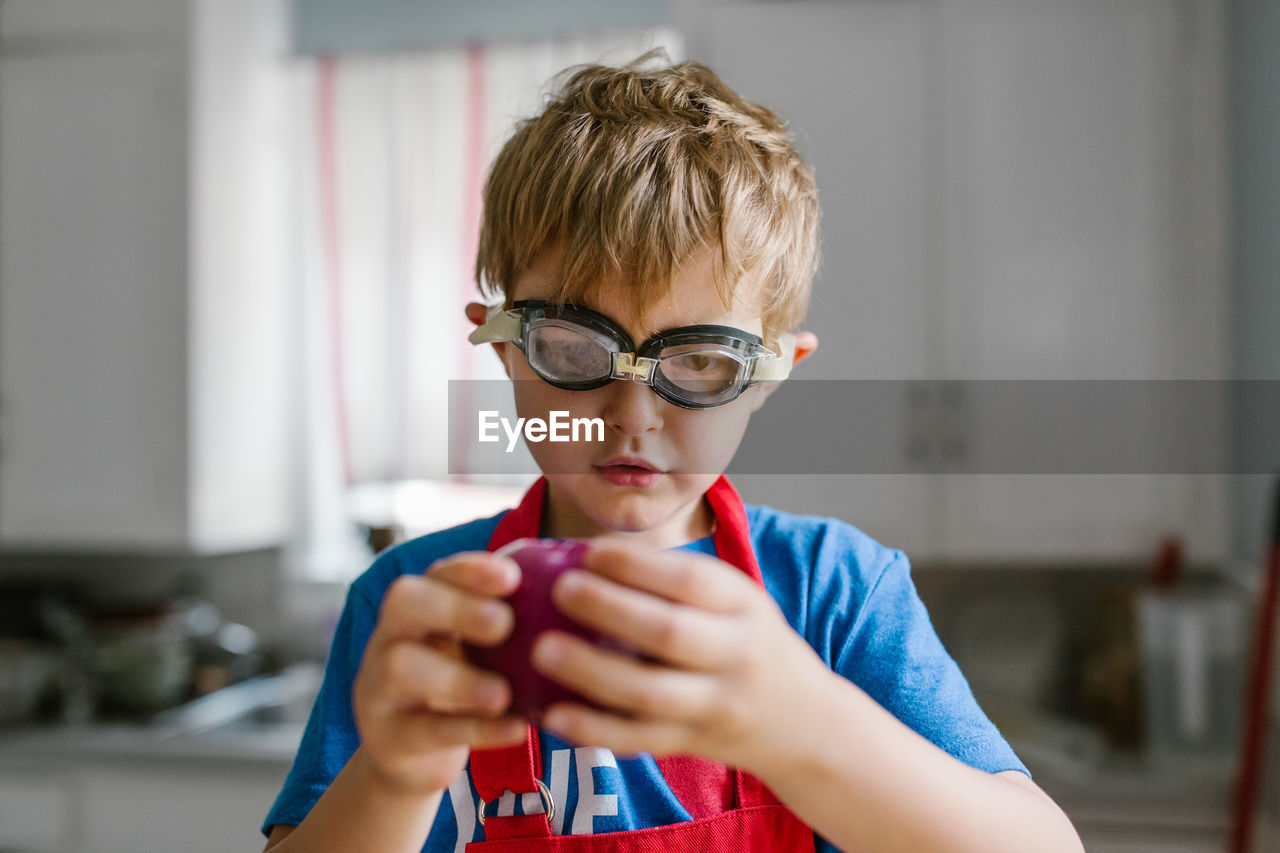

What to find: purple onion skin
left=464, top=538, right=633, bottom=724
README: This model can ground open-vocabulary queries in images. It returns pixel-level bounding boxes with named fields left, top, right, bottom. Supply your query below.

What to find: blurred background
left=0, top=0, right=1276, bottom=851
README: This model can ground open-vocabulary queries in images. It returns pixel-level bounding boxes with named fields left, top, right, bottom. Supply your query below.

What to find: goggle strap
left=750, top=332, right=796, bottom=381
left=468, top=304, right=522, bottom=345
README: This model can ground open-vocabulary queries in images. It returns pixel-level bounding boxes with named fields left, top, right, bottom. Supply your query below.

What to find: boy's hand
left=353, top=553, right=529, bottom=796
left=528, top=541, right=834, bottom=775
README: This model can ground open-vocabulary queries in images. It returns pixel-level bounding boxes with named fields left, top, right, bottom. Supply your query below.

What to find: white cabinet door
left=934, top=0, right=1229, bottom=559
left=701, top=0, right=935, bottom=554
left=694, top=0, right=1229, bottom=561
left=937, top=0, right=1227, bottom=381
left=0, top=39, right=191, bottom=548
left=0, top=0, right=292, bottom=553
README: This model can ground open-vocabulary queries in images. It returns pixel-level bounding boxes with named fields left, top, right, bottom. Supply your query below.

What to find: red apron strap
left=705, top=476, right=786, bottom=810
left=467, top=725, right=545, bottom=808
left=490, top=476, right=548, bottom=550
left=469, top=478, right=551, bottom=836
left=704, top=475, right=762, bottom=585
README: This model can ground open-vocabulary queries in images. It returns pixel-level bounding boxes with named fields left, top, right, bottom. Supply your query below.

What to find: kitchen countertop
left=1028, top=751, right=1234, bottom=834
left=0, top=720, right=1251, bottom=852
left=0, top=720, right=304, bottom=770
left=0, top=719, right=1235, bottom=811
left=0, top=720, right=1250, bottom=853
left=0, top=664, right=320, bottom=770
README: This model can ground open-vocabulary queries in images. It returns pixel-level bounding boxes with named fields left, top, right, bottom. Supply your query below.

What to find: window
left=284, top=30, right=683, bottom=579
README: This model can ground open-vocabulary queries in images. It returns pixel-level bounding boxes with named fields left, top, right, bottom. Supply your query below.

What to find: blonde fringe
left=475, top=49, right=820, bottom=347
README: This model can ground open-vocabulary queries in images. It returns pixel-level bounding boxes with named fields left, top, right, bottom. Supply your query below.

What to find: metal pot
left=89, top=608, right=194, bottom=715
left=0, top=639, right=59, bottom=726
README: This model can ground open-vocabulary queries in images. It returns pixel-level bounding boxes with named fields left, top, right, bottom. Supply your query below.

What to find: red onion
left=465, top=538, right=632, bottom=723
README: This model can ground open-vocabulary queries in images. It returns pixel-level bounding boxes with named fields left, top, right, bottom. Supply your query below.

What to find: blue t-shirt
left=263, top=504, right=1028, bottom=851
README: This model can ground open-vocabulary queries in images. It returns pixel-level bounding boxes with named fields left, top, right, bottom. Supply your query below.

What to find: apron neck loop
left=489, top=476, right=548, bottom=550
left=488, top=475, right=756, bottom=580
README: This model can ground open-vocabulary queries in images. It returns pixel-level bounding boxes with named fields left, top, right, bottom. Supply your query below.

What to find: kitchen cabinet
left=0, top=0, right=293, bottom=552
left=696, top=0, right=1228, bottom=561
left=0, top=718, right=301, bottom=853
left=697, top=0, right=937, bottom=554
left=933, top=0, right=1230, bottom=560
left=0, top=763, right=286, bottom=853
left=79, top=764, right=285, bottom=853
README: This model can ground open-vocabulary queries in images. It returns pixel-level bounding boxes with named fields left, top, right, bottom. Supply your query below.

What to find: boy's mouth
left=594, top=456, right=663, bottom=487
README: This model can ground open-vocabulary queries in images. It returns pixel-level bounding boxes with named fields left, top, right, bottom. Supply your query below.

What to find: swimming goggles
left=469, top=299, right=795, bottom=410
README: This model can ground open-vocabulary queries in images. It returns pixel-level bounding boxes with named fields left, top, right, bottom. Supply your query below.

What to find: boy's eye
left=688, top=354, right=717, bottom=372
left=660, top=348, right=742, bottom=390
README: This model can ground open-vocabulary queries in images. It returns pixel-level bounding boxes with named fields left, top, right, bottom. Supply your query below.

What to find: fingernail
left=476, top=680, right=504, bottom=707
left=480, top=601, right=508, bottom=627
left=534, top=635, right=564, bottom=666
left=558, top=570, right=584, bottom=595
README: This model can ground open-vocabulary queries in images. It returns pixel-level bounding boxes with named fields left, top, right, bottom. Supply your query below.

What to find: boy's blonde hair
left=475, top=50, right=820, bottom=347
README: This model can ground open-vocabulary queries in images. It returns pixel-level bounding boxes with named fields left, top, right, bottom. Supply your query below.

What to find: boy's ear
left=750, top=331, right=818, bottom=411
left=464, top=300, right=489, bottom=328
left=790, top=331, right=818, bottom=368
left=465, top=301, right=513, bottom=377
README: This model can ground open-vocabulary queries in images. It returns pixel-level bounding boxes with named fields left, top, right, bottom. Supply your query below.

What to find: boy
left=263, top=55, right=1083, bottom=852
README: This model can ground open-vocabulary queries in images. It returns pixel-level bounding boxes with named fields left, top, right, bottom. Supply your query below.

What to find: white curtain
left=286, top=30, right=683, bottom=579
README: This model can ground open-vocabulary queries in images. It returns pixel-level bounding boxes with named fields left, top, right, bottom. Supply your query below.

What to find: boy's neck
left=540, top=487, right=715, bottom=550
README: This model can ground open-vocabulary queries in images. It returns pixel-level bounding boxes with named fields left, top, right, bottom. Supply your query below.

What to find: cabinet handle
left=905, top=382, right=936, bottom=468
left=939, top=383, right=968, bottom=466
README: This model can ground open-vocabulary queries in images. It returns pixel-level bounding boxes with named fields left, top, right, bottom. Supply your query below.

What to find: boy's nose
left=601, top=377, right=664, bottom=436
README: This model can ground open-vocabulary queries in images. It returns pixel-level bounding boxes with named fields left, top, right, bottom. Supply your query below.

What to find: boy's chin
left=585, top=500, right=667, bottom=533
left=577, top=491, right=672, bottom=533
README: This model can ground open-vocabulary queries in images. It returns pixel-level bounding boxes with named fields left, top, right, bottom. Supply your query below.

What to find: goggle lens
left=467, top=300, right=790, bottom=409
left=527, top=321, right=613, bottom=384
left=657, top=346, right=747, bottom=395
left=528, top=329, right=749, bottom=405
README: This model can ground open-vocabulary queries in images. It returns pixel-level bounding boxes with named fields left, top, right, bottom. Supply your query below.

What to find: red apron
left=465, top=475, right=816, bottom=851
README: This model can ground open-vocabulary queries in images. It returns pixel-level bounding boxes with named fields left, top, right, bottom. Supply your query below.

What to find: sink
left=150, top=663, right=322, bottom=736
left=0, top=664, right=323, bottom=768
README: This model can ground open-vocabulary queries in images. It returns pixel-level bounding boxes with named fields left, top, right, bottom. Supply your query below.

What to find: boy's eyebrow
left=585, top=303, right=762, bottom=340
left=515, top=277, right=758, bottom=335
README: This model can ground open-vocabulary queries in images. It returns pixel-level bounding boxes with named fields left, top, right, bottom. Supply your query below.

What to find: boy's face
left=481, top=248, right=780, bottom=547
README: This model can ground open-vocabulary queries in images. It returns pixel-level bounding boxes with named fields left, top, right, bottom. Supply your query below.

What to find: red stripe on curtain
left=387, top=64, right=411, bottom=480
left=317, top=57, right=353, bottom=487
left=454, top=44, right=487, bottom=482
